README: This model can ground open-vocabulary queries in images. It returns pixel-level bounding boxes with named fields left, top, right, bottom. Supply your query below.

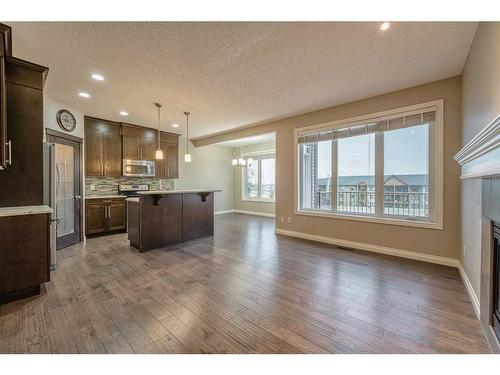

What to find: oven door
left=123, top=159, right=155, bottom=177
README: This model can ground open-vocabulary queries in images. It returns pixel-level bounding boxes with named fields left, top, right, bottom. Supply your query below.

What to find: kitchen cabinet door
left=166, top=143, right=178, bottom=178
left=103, top=128, right=121, bottom=176
left=0, top=57, right=6, bottom=170
left=155, top=140, right=167, bottom=178
left=108, top=200, right=126, bottom=231
left=84, top=129, right=103, bottom=176
left=140, top=129, right=156, bottom=160
left=85, top=117, right=122, bottom=177
left=85, top=202, right=106, bottom=235
left=0, top=214, right=50, bottom=295
left=122, top=125, right=141, bottom=160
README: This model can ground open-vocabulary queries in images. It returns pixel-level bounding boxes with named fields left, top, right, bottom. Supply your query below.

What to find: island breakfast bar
left=126, top=189, right=221, bottom=252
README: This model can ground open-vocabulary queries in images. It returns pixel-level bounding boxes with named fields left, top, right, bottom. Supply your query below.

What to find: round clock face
left=57, top=109, right=76, bottom=132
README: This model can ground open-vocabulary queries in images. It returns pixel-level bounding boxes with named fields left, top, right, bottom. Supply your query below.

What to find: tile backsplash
left=85, top=176, right=175, bottom=196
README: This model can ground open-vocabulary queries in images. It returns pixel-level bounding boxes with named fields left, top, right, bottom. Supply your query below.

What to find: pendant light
left=231, top=152, right=246, bottom=167
left=154, top=103, right=163, bottom=160
left=184, top=111, right=192, bottom=163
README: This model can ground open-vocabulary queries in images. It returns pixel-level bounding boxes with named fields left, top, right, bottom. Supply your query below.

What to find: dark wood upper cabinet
left=0, top=24, right=11, bottom=172
left=84, top=117, right=121, bottom=177
left=122, top=124, right=157, bottom=161
left=0, top=56, right=6, bottom=171
left=156, top=131, right=179, bottom=179
left=85, top=119, right=178, bottom=178
left=0, top=56, right=48, bottom=207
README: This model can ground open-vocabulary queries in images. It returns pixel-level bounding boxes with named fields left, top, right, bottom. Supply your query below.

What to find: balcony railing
left=315, top=190, right=428, bottom=217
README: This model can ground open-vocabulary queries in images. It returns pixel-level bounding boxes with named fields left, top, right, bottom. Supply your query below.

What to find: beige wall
left=233, top=141, right=276, bottom=215
left=43, top=95, right=85, bottom=140
left=461, top=23, right=500, bottom=297
left=195, top=76, right=463, bottom=259
left=176, top=137, right=234, bottom=212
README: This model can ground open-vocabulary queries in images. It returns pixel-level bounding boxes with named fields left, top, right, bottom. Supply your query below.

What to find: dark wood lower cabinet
left=182, top=192, right=214, bottom=242
left=127, top=192, right=215, bottom=252
left=0, top=213, right=50, bottom=304
left=85, top=198, right=126, bottom=236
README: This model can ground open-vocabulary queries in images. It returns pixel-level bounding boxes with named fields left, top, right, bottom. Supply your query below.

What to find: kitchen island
left=126, top=189, right=220, bottom=252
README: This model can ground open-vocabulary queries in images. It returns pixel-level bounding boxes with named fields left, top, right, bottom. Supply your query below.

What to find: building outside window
left=243, top=152, right=276, bottom=201
left=296, top=100, right=443, bottom=228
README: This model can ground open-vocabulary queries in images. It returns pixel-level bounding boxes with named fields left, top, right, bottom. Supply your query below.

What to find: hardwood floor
left=0, top=213, right=490, bottom=353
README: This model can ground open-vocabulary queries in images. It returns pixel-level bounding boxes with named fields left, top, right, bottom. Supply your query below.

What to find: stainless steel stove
left=118, top=184, right=150, bottom=197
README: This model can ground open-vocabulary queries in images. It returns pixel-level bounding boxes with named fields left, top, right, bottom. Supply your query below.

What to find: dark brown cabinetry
left=84, top=117, right=121, bottom=176
left=0, top=57, right=6, bottom=170
left=0, top=25, right=11, bottom=171
left=0, top=56, right=48, bottom=206
left=122, top=124, right=156, bottom=161
left=0, top=213, right=50, bottom=303
left=156, top=132, right=179, bottom=179
left=85, top=198, right=126, bottom=236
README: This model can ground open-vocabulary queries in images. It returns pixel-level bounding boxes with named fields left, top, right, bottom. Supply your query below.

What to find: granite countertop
left=85, top=195, right=127, bottom=200
left=138, top=189, right=222, bottom=195
left=0, top=205, right=53, bottom=218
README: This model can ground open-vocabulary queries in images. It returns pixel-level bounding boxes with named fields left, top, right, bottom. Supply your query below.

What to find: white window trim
left=293, top=99, right=444, bottom=230
left=241, top=149, right=276, bottom=203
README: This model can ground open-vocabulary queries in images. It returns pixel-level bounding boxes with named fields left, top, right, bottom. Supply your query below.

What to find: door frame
left=46, top=128, right=84, bottom=248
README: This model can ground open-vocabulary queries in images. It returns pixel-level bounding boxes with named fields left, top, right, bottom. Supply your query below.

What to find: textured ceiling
left=9, top=22, right=477, bottom=138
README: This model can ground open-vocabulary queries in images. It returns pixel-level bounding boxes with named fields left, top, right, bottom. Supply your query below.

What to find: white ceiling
left=217, top=132, right=276, bottom=147
left=9, top=22, right=477, bottom=139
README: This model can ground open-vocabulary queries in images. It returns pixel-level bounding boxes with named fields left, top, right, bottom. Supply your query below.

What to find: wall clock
left=56, top=109, right=76, bottom=132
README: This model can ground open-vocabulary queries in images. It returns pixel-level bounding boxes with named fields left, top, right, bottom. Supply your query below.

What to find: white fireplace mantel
left=454, top=114, right=500, bottom=179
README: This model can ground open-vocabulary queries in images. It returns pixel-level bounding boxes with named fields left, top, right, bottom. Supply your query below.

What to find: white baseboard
left=458, top=264, right=481, bottom=319
left=233, top=209, right=275, bottom=218
left=214, top=209, right=276, bottom=218
left=274, top=228, right=460, bottom=268
left=214, top=210, right=234, bottom=215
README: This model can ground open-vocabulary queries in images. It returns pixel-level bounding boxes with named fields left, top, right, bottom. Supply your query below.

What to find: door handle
left=6, top=140, right=12, bottom=165
left=75, top=195, right=81, bottom=200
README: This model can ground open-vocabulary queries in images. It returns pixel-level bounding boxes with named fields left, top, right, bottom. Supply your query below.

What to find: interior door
left=48, top=133, right=82, bottom=249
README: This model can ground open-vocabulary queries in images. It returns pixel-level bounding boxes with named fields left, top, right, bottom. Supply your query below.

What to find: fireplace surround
left=455, top=113, right=500, bottom=352
left=479, top=177, right=500, bottom=352
left=493, top=224, right=500, bottom=341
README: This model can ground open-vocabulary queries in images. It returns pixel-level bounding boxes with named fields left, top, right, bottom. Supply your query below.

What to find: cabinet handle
left=6, top=140, right=12, bottom=165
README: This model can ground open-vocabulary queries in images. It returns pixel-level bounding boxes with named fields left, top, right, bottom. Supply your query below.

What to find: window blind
left=244, top=153, right=275, bottom=161
left=297, top=110, right=436, bottom=144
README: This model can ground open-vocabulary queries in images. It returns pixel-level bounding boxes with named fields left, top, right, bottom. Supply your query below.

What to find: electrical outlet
left=287, top=217, right=292, bottom=224
left=90, top=184, right=96, bottom=191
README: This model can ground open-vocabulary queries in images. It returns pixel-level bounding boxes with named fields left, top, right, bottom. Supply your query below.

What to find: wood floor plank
left=0, top=213, right=491, bottom=353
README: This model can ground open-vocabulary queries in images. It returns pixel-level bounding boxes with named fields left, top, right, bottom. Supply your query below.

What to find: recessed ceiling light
left=380, top=22, right=391, bottom=31
left=78, top=92, right=90, bottom=98
left=91, top=73, right=104, bottom=81
left=172, top=123, right=179, bottom=128
left=119, top=111, right=129, bottom=116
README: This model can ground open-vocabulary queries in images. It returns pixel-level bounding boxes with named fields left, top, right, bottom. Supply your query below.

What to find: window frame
left=241, top=150, right=276, bottom=203
left=294, top=100, right=444, bottom=230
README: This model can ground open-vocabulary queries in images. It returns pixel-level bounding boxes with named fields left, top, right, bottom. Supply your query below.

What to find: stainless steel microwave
left=123, top=159, right=156, bottom=177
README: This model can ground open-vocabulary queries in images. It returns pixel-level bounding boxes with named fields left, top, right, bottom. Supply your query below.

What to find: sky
left=317, top=124, right=429, bottom=178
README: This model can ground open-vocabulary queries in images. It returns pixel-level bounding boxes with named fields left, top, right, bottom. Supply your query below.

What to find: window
left=296, top=100, right=443, bottom=229
left=243, top=153, right=275, bottom=201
